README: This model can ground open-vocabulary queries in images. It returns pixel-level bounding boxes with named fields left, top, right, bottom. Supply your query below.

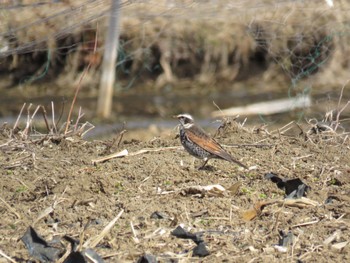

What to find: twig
left=64, top=66, right=89, bottom=134
left=130, top=221, right=140, bottom=243
left=0, top=139, right=14, bottom=148
left=0, top=195, right=21, bottom=219
left=12, top=103, right=26, bottom=136
left=291, top=154, right=313, bottom=169
left=34, top=187, right=67, bottom=226
left=291, top=232, right=300, bottom=260
left=336, top=79, right=349, bottom=111
left=224, top=143, right=274, bottom=148
left=294, top=122, right=305, bottom=136
left=0, top=249, right=17, bottom=263
left=117, top=129, right=127, bottom=148
left=334, top=101, right=350, bottom=131
left=22, top=104, right=41, bottom=138
left=73, top=107, right=84, bottom=132
left=92, top=146, right=181, bottom=164
left=213, top=101, right=222, bottom=113
left=184, top=204, right=191, bottom=225
left=242, top=197, right=319, bottom=221
left=105, top=128, right=127, bottom=153
left=51, top=101, right=57, bottom=133
left=56, top=98, right=65, bottom=129
left=83, top=209, right=124, bottom=248
left=129, top=146, right=182, bottom=157
left=91, top=149, right=128, bottom=165
left=80, top=122, right=95, bottom=138
left=65, top=26, right=98, bottom=134
left=241, top=117, right=247, bottom=127
left=33, top=206, right=54, bottom=226
left=56, top=247, right=72, bottom=263
left=279, top=197, right=319, bottom=207
left=41, top=105, right=51, bottom=132
left=25, top=103, right=32, bottom=134
left=291, top=218, right=320, bottom=228
left=271, top=121, right=294, bottom=135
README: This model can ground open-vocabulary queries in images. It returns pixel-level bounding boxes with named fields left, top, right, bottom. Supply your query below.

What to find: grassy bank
left=0, top=0, right=349, bottom=92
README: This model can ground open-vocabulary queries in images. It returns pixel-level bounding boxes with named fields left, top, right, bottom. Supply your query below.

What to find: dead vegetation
left=0, top=87, right=349, bottom=261
left=0, top=0, right=349, bottom=90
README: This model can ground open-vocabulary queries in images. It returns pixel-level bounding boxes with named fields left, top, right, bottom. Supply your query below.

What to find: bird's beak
left=173, top=115, right=179, bottom=119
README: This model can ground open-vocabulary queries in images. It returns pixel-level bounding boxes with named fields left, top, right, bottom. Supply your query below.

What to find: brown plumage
left=175, top=113, right=248, bottom=169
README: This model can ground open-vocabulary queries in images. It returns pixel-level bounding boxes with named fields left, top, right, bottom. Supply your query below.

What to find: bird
left=174, top=113, right=248, bottom=169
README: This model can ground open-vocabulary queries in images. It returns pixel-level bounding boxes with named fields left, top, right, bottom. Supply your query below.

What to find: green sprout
left=259, top=193, right=267, bottom=199
left=15, top=186, right=28, bottom=193
left=114, top=182, right=124, bottom=194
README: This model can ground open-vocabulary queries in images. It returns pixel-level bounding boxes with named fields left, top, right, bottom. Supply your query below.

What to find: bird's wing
left=186, top=125, right=248, bottom=169
left=185, top=125, right=230, bottom=159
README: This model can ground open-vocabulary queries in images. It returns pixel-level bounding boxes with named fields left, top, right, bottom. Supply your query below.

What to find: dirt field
left=0, top=118, right=349, bottom=262
left=1, top=1, right=349, bottom=261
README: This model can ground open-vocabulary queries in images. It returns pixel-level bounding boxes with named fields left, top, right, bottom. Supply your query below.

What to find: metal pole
left=97, top=0, right=121, bottom=118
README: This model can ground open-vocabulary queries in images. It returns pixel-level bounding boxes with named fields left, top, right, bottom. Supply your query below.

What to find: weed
left=15, top=186, right=28, bottom=193
left=241, top=187, right=252, bottom=194
left=259, top=193, right=267, bottom=199
left=114, top=182, right=124, bottom=194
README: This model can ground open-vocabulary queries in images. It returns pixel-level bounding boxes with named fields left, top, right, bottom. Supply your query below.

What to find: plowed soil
left=0, top=120, right=349, bottom=262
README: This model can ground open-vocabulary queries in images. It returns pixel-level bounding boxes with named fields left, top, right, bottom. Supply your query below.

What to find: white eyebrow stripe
left=178, top=113, right=193, bottom=120
left=183, top=123, right=194, bottom=129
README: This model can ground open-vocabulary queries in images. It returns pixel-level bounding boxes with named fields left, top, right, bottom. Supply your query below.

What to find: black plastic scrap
left=136, top=253, right=157, bottom=263
left=21, top=226, right=63, bottom=262
left=83, top=248, right=104, bottom=263
left=171, top=225, right=210, bottom=257
left=21, top=227, right=104, bottom=263
left=63, top=235, right=80, bottom=252
left=273, top=230, right=294, bottom=253
left=63, top=251, right=86, bottom=263
left=192, top=242, right=210, bottom=257
left=278, top=230, right=294, bottom=247
left=62, top=236, right=104, bottom=263
left=62, top=248, right=104, bottom=263
left=171, top=225, right=203, bottom=244
left=265, top=173, right=310, bottom=198
left=150, top=211, right=168, bottom=220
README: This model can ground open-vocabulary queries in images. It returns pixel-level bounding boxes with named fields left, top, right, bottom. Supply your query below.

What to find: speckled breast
left=179, top=128, right=213, bottom=160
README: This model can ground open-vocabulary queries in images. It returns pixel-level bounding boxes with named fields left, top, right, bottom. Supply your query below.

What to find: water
left=1, top=89, right=349, bottom=139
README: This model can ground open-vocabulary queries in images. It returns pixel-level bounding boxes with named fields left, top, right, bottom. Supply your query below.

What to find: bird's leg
left=198, top=159, right=209, bottom=170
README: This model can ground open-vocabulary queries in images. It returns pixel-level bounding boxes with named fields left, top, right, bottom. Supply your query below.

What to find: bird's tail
left=217, top=149, right=248, bottom=169
left=228, top=156, right=248, bottom=169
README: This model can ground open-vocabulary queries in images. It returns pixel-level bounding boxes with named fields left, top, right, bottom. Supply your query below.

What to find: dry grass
left=0, top=0, right=349, bottom=89
left=0, top=101, right=349, bottom=261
